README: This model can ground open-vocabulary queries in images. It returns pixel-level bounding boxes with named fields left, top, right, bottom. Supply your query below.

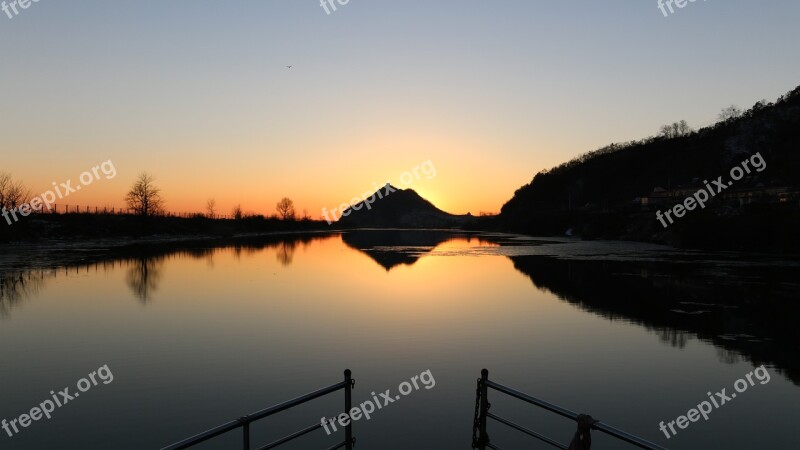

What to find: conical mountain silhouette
left=337, top=185, right=474, bottom=228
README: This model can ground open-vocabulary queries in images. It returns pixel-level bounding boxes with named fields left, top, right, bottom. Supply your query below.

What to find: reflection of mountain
left=342, top=230, right=470, bottom=270
left=509, top=255, right=800, bottom=384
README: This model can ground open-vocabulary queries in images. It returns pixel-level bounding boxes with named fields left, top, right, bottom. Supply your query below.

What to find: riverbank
left=0, top=212, right=330, bottom=242
left=3, top=209, right=799, bottom=257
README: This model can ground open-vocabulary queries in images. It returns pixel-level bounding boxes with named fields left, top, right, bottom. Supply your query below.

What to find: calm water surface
left=1, top=231, right=798, bottom=449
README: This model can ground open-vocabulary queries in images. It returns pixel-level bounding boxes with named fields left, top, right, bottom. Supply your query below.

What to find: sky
left=1, top=0, right=799, bottom=218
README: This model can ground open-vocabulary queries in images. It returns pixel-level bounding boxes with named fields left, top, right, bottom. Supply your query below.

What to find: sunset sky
left=2, top=1, right=799, bottom=218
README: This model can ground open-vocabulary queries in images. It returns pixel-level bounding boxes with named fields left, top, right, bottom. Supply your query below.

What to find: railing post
left=241, top=417, right=250, bottom=450
left=478, top=369, right=489, bottom=450
left=344, top=369, right=353, bottom=450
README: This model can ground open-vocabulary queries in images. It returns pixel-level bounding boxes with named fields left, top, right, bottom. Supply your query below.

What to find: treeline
left=523, top=86, right=799, bottom=185
left=498, top=84, right=800, bottom=250
left=0, top=172, right=328, bottom=243
left=0, top=211, right=329, bottom=244
left=125, top=172, right=310, bottom=221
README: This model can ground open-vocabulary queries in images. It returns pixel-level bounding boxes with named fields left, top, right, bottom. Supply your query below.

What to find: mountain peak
left=336, top=186, right=472, bottom=228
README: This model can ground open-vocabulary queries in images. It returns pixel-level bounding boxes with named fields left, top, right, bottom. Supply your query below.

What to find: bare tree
left=206, top=198, right=217, bottom=218
left=0, top=172, right=31, bottom=210
left=125, top=172, right=164, bottom=217
left=718, top=105, right=742, bottom=122
left=0, top=172, right=11, bottom=209
left=659, top=120, right=693, bottom=139
left=678, top=120, right=691, bottom=136
left=302, top=208, right=310, bottom=221
left=276, top=197, right=295, bottom=220
left=232, top=204, right=243, bottom=220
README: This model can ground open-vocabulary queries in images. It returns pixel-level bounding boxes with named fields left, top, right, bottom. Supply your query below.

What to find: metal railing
left=162, top=370, right=355, bottom=450
left=472, top=369, right=669, bottom=450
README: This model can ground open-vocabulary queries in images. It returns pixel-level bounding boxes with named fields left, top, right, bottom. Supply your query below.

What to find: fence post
left=344, top=369, right=353, bottom=450
left=241, top=418, right=250, bottom=450
left=478, top=369, right=489, bottom=450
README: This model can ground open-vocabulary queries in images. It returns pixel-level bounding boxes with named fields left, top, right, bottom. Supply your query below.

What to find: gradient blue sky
left=2, top=0, right=799, bottom=216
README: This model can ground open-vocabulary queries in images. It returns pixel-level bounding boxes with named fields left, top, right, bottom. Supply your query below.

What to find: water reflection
left=508, top=255, right=800, bottom=384
left=0, top=233, right=334, bottom=310
left=341, top=230, right=491, bottom=270
left=276, top=240, right=297, bottom=266
left=1, top=230, right=798, bottom=387
left=125, top=257, right=164, bottom=304
left=331, top=230, right=800, bottom=385
left=0, top=270, right=47, bottom=317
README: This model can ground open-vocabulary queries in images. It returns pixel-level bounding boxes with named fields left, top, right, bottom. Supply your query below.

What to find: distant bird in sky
left=286, top=65, right=293, bottom=69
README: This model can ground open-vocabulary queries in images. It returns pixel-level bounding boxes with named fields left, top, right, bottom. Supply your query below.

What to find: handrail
left=255, top=422, right=323, bottom=450
left=162, top=370, right=354, bottom=450
left=474, top=369, right=669, bottom=450
left=486, top=412, right=567, bottom=450
left=323, top=440, right=351, bottom=450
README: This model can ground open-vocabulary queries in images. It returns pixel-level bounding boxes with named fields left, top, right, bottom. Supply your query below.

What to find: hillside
left=498, top=85, right=800, bottom=251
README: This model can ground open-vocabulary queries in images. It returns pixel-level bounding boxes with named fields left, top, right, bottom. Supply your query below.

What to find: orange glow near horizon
left=5, top=130, right=569, bottom=219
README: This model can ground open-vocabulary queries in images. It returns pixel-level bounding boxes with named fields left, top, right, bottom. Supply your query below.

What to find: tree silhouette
left=125, top=172, right=164, bottom=217
left=206, top=198, right=217, bottom=218
left=659, top=120, right=692, bottom=139
left=232, top=204, right=243, bottom=220
left=276, top=197, right=295, bottom=220
left=0, top=172, right=31, bottom=210
left=718, top=105, right=743, bottom=122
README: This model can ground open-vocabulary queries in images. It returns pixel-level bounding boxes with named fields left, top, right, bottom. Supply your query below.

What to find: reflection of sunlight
left=432, top=236, right=500, bottom=250
left=427, top=236, right=502, bottom=258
